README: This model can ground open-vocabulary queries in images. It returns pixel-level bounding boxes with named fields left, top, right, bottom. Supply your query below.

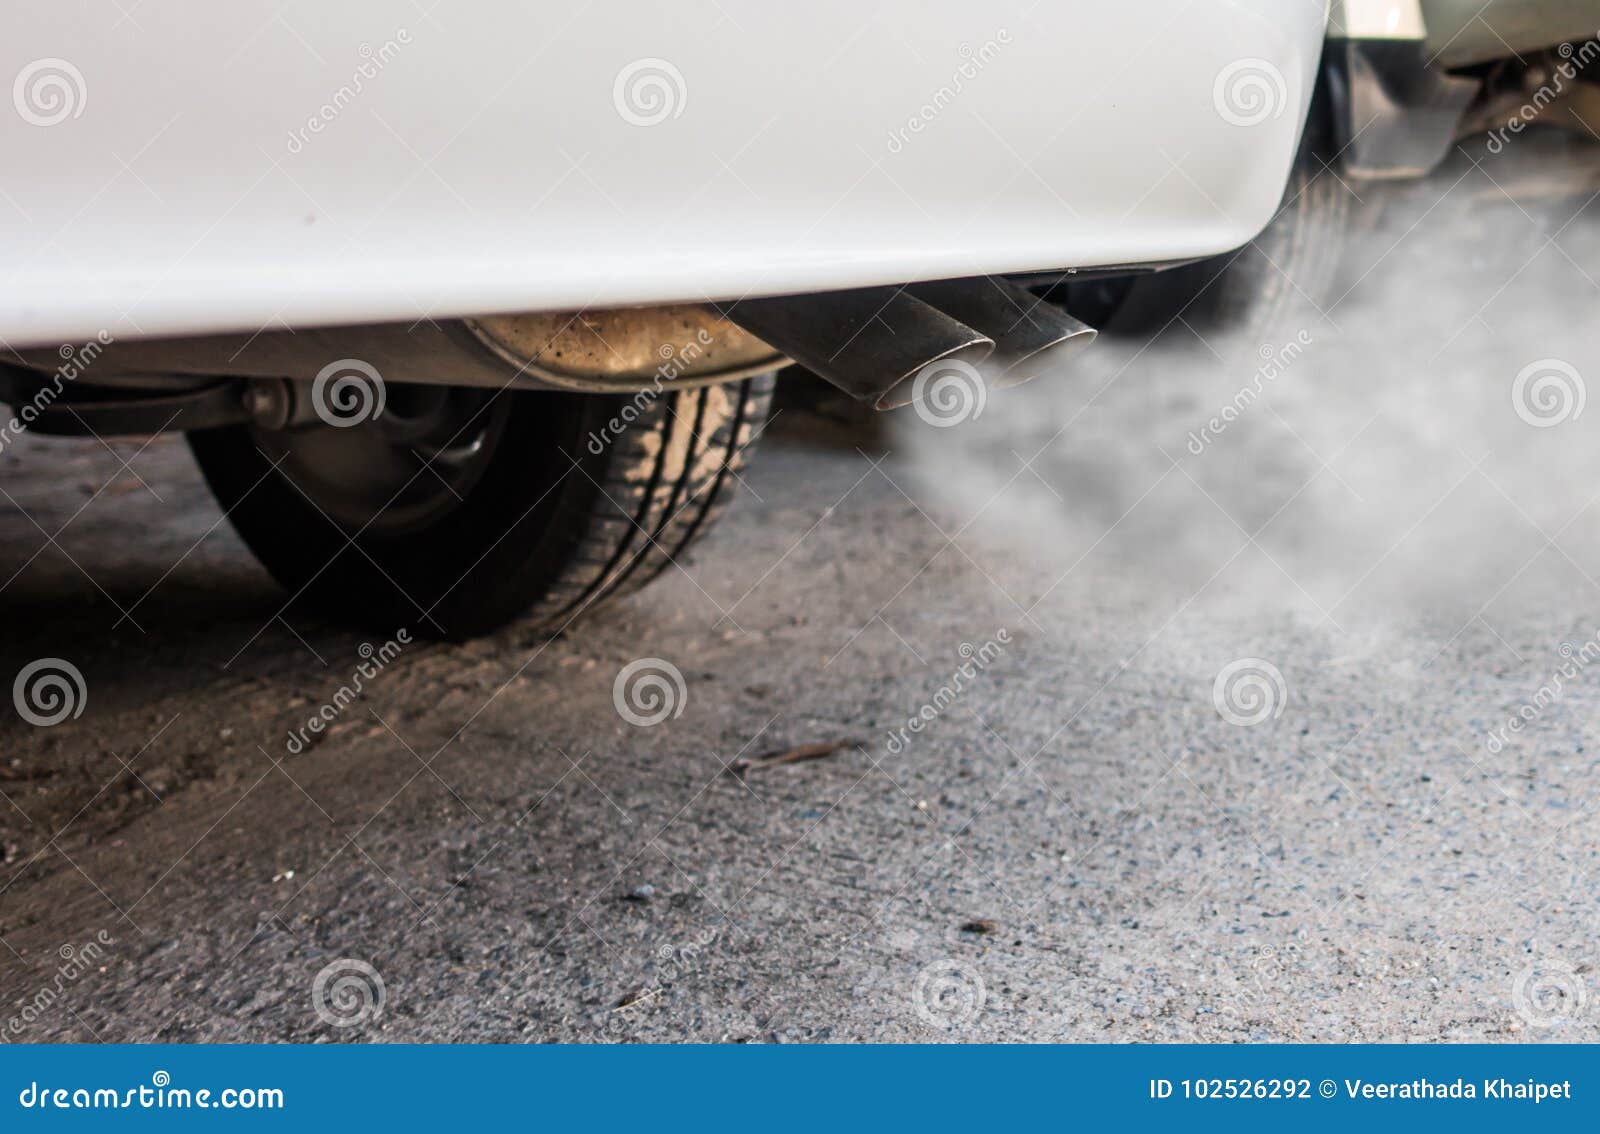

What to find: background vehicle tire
left=188, top=375, right=775, bottom=640
left=1054, top=85, right=1351, bottom=346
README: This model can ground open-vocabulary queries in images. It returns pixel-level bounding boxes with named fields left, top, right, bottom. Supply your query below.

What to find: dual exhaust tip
left=722, top=277, right=1095, bottom=411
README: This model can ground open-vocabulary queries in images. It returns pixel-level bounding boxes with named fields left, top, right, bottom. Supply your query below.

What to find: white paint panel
left=0, top=1, right=1327, bottom=347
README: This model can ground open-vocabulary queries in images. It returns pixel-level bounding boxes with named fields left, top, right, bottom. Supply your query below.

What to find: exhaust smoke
left=886, top=133, right=1600, bottom=665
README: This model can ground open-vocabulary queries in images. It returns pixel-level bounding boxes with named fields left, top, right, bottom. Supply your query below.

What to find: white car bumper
left=0, top=1, right=1327, bottom=347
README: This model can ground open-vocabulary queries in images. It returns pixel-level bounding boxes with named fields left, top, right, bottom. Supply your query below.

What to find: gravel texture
left=1, top=139, right=1599, bottom=1044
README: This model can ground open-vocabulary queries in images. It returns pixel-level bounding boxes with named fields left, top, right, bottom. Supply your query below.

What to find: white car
left=0, top=1, right=1591, bottom=636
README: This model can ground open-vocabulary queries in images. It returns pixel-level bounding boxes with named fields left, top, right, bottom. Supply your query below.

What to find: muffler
left=722, top=279, right=1094, bottom=410
left=907, top=277, right=1096, bottom=388
left=721, top=286, right=994, bottom=410
left=10, top=278, right=1096, bottom=433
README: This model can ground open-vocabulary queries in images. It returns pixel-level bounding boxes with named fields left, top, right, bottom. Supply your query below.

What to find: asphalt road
left=2, top=139, right=1600, bottom=1043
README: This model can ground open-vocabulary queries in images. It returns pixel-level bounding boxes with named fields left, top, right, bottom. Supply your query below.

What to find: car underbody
left=1, top=0, right=1596, bottom=636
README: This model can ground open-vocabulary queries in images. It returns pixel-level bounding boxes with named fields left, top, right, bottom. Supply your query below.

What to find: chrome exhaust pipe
left=908, top=277, right=1096, bottom=388
left=721, top=286, right=994, bottom=410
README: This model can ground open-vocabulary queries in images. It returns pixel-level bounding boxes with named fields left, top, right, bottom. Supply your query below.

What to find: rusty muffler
left=14, top=277, right=1095, bottom=429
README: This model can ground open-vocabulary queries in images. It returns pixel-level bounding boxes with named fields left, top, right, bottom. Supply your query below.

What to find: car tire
left=187, top=374, right=775, bottom=640
left=1058, top=85, right=1352, bottom=345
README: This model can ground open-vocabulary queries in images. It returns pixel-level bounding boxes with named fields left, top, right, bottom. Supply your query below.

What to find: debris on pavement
left=729, top=738, right=863, bottom=776
left=614, top=987, right=661, bottom=1011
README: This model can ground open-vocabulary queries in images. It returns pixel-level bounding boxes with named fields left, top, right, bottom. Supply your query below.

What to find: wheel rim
left=252, top=385, right=510, bottom=535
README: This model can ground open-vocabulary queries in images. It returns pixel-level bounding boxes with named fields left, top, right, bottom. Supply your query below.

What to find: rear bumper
left=0, top=1, right=1327, bottom=347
